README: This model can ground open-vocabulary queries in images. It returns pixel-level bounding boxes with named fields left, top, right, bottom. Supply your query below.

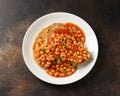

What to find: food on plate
left=33, top=23, right=90, bottom=77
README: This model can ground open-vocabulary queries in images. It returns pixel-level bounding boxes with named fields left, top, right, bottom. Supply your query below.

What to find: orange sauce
left=65, top=22, right=85, bottom=39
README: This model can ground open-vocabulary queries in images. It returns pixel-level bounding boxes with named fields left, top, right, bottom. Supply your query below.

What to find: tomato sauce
left=65, top=23, right=85, bottom=39
left=54, top=29, right=72, bottom=35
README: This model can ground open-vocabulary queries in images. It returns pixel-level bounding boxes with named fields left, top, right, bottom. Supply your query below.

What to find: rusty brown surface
left=0, top=0, right=120, bottom=96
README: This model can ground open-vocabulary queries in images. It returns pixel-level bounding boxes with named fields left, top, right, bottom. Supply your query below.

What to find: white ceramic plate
left=22, top=12, right=98, bottom=85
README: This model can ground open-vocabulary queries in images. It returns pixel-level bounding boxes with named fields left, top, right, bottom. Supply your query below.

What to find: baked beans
left=33, top=23, right=90, bottom=77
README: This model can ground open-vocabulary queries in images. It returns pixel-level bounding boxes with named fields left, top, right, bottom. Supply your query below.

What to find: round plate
left=22, top=12, right=98, bottom=85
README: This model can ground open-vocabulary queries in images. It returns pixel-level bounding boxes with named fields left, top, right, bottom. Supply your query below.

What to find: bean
left=46, top=57, right=50, bottom=61
left=56, top=64, right=59, bottom=68
left=78, top=34, right=82, bottom=37
left=55, top=51, right=60, bottom=55
left=52, top=33, right=56, bottom=37
left=81, top=48, right=84, bottom=51
left=65, top=63, right=70, bottom=67
left=60, top=49, right=64, bottom=52
left=34, top=52, right=40, bottom=58
left=73, top=53, right=77, bottom=56
left=70, top=29, right=73, bottom=32
left=61, top=52, right=65, bottom=56
left=46, top=69, right=49, bottom=73
left=55, top=48, right=59, bottom=52
left=63, top=66, right=67, bottom=70
left=67, top=35, right=70, bottom=38
left=41, top=54, right=45, bottom=58
left=65, top=50, right=67, bottom=53
left=49, top=55, right=53, bottom=58
left=70, top=58, right=73, bottom=61
left=77, top=42, right=81, bottom=46
left=66, top=68, right=70, bottom=72
left=44, top=64, right=50, bottom=68
left=50, top=57, right=55, bottom=61
left=78, top=56, right=82, bottom=59
left=81, top=37, right=85, bottom=42
left=37, top=60, right=40, bottom=64
left=83, top=57, right=88, bottom=61
left=67, top=72, right=72, bottom=76
left=41, top=62, right=44, bottom=66
left=60, top=68, right=63, bottom=72
left=83, top=50, right=87, bottom=54
left=40, top=51, right=44, bottom=54
left=78, top=59, right=82, bottom=63
left=37, top=47, right=41, bottom=51
left=68, top=27, right=72, bottom=30
left=74, top=41, right=77, bottom=45
left=46, top=62, right=51, bottom=65
left=57, top=36, right=60, bottom=39
left=54, top=38, right=59, bottom=42
left=65, top=34, right=68, bottom=37
left=71, top=68, right=75, bottom=72
left=59, top=73, right=65, bottom=77
left=72, top=26, right=75, bottom=29
left=87, top=54, right=90, bottom=58
left=77, top=30, right=81, bottom=34
left=71, top=37, right=75, bottom=41
left=61, top=34, right=64, bottom=37
left=51, top=48, right=54, bottom=51
left=48, top=71, right=54, bottom=76
left=54, top=72, right=59, bottom=77
left=41, top=57, right=45, bottom=62
left=51, top=65, right=55, bottom=69
left=35, top=44, right=39, bottom=48
left=51, top=69, right=55, bottom=73
left=46, top=50, right=50, bottom=53
left=62, top=57, right=66, bottom=61
left=76, top=51, right=79, bottom=55
left=83, top=54, right=87, bottom=57
left=56, top=68, right=60, bottom=71
left=75, top=59, right=79, bottom=63
left=60, top=65, right=64, bottom=68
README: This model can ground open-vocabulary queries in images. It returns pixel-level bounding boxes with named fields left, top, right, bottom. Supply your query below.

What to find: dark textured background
left=0, top=0, right=120, bottom=96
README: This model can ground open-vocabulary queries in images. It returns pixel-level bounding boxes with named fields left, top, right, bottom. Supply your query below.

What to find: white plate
left=22, top=12, right=98, bottom=85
